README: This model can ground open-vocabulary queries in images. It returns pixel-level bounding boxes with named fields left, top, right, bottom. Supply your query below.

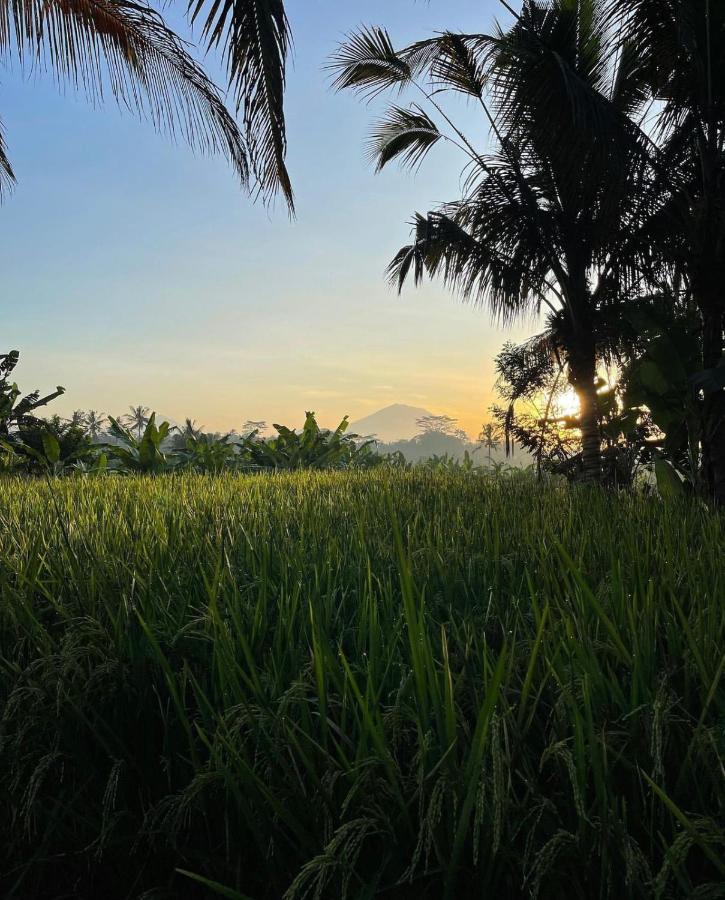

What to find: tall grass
left=0, top=471, right=723, bottom=898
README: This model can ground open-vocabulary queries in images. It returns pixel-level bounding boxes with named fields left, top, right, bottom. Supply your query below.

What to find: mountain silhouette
left=349, top=404, right=435, bottom=443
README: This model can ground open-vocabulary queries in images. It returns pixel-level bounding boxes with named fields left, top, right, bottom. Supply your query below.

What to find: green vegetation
left=1, top=471, right=722, bottom=898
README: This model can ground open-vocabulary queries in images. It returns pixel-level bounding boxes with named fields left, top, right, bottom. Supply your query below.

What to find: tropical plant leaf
left=638, top=361, right=670, bottom=396
left=654, top=454, right=685, bottom=498
left=690, top=365, right=725, bottom=395
left=367, top=105, right=442, bottom=172
left=428, top=32, right=488, bottom=98
left=330, top=26, right=411, bottom=99
left=41, top=432, right=61, bottom=465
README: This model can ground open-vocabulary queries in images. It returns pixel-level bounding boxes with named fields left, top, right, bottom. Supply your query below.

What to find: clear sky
left=1, top=0, right=537, bottom=436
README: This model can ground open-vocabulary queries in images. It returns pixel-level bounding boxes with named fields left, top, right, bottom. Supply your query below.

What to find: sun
left=554, top=387, right=581, bottom=419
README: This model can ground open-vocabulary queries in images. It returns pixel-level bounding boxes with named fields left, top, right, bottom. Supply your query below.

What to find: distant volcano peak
left=349, top=404, right=436, bottom=443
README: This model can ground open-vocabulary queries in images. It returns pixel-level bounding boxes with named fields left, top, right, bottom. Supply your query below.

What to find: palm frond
left=330, top=27, right=411, bottom=99
left=189, top=0, right=292, bottom=209
left=387, top=213, right=429, bottom=291
left=0, top=0, right=249, bottom=187
left=389, top=203, right=546, bottom=324
left=609, top=38, right=650, bottom=118
left=494, top=333, right=560, bottom=404
left=489, top=3, right=619, bottom=143
left=608, top=0, right=725, bottom=130
left=0, top=117, right=15, bottom=198
left=398, top=36, right=449, bottom=77
left=484, top=0, right=653, bottom=244
left=428, top=33, right=488, bottom=99
left=367, top=105, right=441, bottom=172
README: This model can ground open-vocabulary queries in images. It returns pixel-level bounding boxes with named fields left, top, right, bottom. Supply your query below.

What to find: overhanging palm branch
left=0, top=0, right=249, bottom=189
left=0, top=117, right=14, bottom=197
left=425, top=32, right=489, bottom=99
left=606, top=0, right=725, bottom=119
left=189, top=0, right=292, bottom=208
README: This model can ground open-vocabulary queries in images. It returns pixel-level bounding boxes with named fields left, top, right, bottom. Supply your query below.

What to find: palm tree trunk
left=702, top=304, right=725, bottom=505
left=568, top=349, right=601, bottom=483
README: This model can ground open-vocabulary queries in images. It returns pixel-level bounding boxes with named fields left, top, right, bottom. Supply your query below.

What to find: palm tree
left=332, top=3, right=653, bottom=482
left=182, top=418, right=204, bottom=439
left=608, top=0, right=725, bottom=503
left=85, top=410, right=107, bottom=440
left=190, top=0, right=294, bottom=208
left=0, top=0, right=294, bottom=207
left=127, top=405, right=150, bottom=440
left=479, top=422, right=502, bottom=462
left=68, top=410, right=86, bottom=430
left=242, top=419, right=267, bottom=437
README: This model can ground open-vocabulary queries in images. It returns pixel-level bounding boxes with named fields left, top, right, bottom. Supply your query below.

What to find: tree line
left=1, top=352, right=513, bottom=474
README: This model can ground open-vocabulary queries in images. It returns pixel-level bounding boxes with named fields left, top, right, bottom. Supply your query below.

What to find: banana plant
left=175, top=431, right=238, bottom=473
left=0, top=350, right=65, bottom=436
left=103, top=414, right=176, bottom=474
left=4, top=430, right=98, bottom=476
left=1, top=413, right=98, bottom=475
left=240, top=412, right=374, bottom=470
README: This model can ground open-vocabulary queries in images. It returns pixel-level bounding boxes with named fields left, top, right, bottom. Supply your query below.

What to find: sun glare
left=554, top=387, right=581, bottom=419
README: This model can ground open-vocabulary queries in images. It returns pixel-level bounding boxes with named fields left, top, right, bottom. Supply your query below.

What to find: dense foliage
left=331, top=0, right=725, bottom=502
left=0, top=472, right=722, bottom=898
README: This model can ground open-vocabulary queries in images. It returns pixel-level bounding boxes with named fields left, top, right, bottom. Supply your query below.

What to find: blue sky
left=1, top=0, right=536, bottom=435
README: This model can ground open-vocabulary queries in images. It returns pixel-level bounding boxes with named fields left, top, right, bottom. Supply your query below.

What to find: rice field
left=0, top=471, right=723, bottom=899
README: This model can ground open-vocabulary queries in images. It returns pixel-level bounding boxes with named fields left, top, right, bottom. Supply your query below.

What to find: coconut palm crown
left=331, top=1, right=659, bottom=481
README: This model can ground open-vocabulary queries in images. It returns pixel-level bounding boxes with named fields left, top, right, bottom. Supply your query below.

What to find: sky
left=1, top=0, right=537, bottom=436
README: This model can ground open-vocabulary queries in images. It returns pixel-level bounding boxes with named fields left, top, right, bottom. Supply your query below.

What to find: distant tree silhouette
left=479, top=422, right=503, bottom=462
left=127, top=406, right=150, bottom=441
left=242, top=420, right=267, bottom=438
left=182, top=419, right=204, bottom=439
left=84, top=411, right=107, bottom=440
left=68, top=410, right=86, bottom=430
left=416, top=415, right=467, bottom=440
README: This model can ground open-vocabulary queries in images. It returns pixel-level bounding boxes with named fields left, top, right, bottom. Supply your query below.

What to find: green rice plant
left=0, top=471, right=722, bottom=899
